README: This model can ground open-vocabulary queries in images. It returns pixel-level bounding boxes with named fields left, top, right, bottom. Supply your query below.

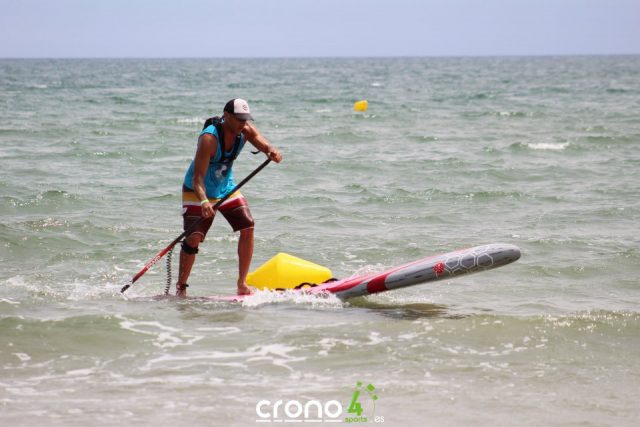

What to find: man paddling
left=177, top=99, right=282, bottom=297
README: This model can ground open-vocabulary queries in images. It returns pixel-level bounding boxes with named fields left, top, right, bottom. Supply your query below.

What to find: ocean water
left=1, top=56, right=639, bottom=426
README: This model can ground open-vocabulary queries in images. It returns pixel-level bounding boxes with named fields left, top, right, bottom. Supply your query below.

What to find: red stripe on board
left=366, top=274, right=390, bottom=294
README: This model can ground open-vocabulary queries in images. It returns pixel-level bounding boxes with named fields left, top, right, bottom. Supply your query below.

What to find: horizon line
left=1, top=53, right=639, bottom=60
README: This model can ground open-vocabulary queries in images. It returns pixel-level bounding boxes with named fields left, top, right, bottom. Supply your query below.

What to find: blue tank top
left=183, top=123, right=246, bottom=199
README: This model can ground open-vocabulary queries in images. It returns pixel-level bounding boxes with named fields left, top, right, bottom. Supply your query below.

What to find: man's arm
left=193, top=133, right=217, bottom=218
left=242, top=122, right=282, bottom=163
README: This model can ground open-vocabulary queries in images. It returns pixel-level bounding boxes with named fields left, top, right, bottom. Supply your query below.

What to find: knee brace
left=181, top=240, right=199, bottom=255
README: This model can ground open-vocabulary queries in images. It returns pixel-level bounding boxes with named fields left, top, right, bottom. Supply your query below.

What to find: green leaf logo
left=346, top=382, right=378, bottom=422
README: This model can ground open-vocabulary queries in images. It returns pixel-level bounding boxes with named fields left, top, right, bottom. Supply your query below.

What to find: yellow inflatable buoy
left=354, top=100, right=368, bottom=112
left=247, top=253, right=333, bottom=290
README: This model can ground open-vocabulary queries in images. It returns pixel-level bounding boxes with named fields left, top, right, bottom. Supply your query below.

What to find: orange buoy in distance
left=354, top=100, right=368, bottom=112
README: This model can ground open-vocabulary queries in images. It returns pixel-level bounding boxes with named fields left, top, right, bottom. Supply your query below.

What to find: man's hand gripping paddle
left=120, top=158, right=272, bottom=294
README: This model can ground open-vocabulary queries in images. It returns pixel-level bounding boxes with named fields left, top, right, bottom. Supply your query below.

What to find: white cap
left=224, top=98, right=254, bottom=121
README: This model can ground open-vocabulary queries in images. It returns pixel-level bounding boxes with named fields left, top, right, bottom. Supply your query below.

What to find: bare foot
left=176, top=283, right=189, bottom=298
left=237, top=283, right=254, bottom=296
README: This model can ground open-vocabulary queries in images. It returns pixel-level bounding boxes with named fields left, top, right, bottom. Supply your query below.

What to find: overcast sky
left=1, top=0, right=638, bottom=58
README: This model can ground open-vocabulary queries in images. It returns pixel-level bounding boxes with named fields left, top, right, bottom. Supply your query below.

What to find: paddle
left=120, top=158, right=272, bottom=293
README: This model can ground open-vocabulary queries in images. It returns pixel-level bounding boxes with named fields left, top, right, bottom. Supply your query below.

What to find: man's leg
left=176, top=233, right=203, bottom=297
left=218, top=194, right=255, bottom=295
left=237, top=227, right=254, bottom=295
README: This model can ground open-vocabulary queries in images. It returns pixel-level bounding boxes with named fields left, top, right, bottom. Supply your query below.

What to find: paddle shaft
left=120, top=158, right=272, bottom=293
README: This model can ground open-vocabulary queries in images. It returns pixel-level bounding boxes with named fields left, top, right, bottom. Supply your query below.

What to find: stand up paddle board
left=205, top=243, right=520, bottom=303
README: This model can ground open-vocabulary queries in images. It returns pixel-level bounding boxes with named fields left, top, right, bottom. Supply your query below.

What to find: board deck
left=204, top=243, right=521, bottom=303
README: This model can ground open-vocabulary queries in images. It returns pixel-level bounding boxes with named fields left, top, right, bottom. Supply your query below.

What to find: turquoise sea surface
left=1, top=57, right=639, bottom=426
